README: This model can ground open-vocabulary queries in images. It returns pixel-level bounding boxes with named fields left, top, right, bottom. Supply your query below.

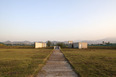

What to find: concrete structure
left=54, top=46, right=61, bottom=49
left=37, top=49, right=78, bottom=77
left=35, top=42, right=46, bottom=48
left=67, top=41, right=73, bottom=48
left=68, top=41, right=73, bottom=44
left=73, top=42, right=88, bottom=49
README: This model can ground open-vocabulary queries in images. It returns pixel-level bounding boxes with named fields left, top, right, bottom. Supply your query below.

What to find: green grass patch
left=62, top=49, right=116, bottom=77
left=0, top=49, right=52, bottom=77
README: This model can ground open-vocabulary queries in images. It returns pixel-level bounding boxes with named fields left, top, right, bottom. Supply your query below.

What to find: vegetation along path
left=37, top=49, right=78, bottom=77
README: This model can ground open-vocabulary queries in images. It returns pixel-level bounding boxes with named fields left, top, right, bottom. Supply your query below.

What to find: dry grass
left=0, top=49, right=52, bottom=77
left=62, top=48, right=116, bottom=77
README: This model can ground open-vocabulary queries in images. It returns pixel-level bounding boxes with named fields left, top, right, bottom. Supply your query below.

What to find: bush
left=56, top=42, right=66, bottom=48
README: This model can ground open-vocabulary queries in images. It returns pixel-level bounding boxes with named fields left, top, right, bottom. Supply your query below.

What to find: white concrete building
left=35, top=42, right=46, bottom=48
left=68, top=41, right=73, bottom=44
left=73, top=42, right=88, bottom=49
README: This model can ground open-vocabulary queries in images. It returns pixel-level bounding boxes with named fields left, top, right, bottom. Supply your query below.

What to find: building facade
left=73, top=42, right=88, bottom=49
left=35, top=42, right=46, bottom=48
left=68, top=41, right=73, bottom=44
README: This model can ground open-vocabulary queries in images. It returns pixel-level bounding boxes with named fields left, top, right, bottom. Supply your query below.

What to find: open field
left=62, top=48, right=116, bottom=77
left=0, top=44, right=54, bottom=49
left=88, top=46, right=116, bottom=49
left=0, top=49, right=52, bottom=77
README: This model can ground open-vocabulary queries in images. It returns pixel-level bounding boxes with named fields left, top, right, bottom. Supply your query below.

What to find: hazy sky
left=0, top=0, right=116, bottom=41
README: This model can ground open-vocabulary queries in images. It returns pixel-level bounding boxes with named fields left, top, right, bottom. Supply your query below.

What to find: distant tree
left=102, top=41, right=105, bottom=44
left=56, top=42, right=66, bottom=48
left=106, top=41, right=110, bottom=45
left=47, top=41, right=52, bottom=47
left=51, top=43, right=55, bottom=46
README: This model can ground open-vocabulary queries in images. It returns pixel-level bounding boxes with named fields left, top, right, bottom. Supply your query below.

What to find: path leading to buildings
left=37, top=49, right=78, bottom=77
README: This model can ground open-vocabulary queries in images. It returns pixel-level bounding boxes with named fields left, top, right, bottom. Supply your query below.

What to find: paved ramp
left=37, top=49, right=78, bottom=77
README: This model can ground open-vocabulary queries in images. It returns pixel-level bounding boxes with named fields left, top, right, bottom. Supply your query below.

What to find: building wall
left=78, top=43, right=82, bottom=49
left=82, top=42, right=87, bottom=48
left=35, top=42, right=46, bottom=48
left=42, top=43, right=46, bottom=47
left=73, top=42, right=88, bottom=49
left=68, top=41, right=73, bottom=44
left=78, top=42, right=88, bottom=49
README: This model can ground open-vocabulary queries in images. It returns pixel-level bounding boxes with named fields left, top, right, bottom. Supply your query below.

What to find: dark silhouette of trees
left=47, top=41, right=52, bottom=47
left=56, top=42, right=66, bottom=48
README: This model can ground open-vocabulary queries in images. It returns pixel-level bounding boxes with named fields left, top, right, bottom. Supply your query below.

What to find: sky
left=0, top=0, right=116, bottom=42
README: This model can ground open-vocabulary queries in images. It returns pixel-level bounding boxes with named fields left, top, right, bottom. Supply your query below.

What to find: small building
left=54, top=46, right=61, bottom=49
left=73, top=42, right=88, bottom=49
left=35, top=42, right=46, bottom=48
left=68, top=41, right=73, bottom=44
left=67, top=41, right=73, bottom=48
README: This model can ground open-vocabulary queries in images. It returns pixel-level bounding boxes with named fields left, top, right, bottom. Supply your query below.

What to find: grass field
left=88, top=46, right=116, bottom=49
left=62, top=48, right=116, bottom=77
left=0, top=49, right=52, bottom=77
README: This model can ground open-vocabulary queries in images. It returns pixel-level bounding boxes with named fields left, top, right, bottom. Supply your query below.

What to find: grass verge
left=0, top=49, right=52, bottom=77
left=62, top=48, right=116, bottom=77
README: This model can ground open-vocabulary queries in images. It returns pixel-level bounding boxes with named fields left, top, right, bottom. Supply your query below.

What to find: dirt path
left=37, top=49, right=78, bottom=77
